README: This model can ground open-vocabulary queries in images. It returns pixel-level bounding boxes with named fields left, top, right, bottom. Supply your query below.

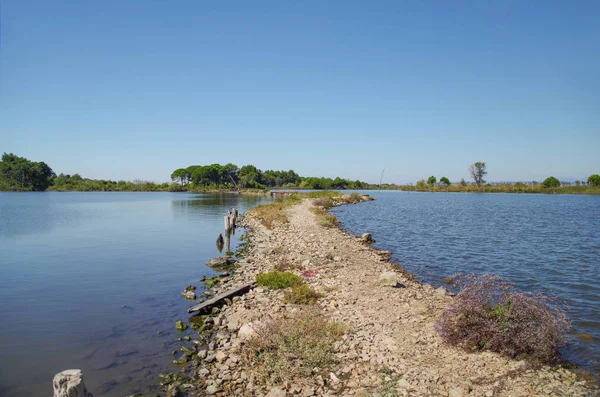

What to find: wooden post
left=53, top=370, right=94, bottom=397
left=224, top=215, right=231, bottom=230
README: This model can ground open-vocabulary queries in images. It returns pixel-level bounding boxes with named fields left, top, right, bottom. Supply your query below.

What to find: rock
left=448, top=385, right=465, bottom=397
left=266, top=386, right=287, bottom=397
left=302, top=386, right=315, bottom=396
left=197, top=350, right=207, bottom=359
left=361, top=233, right=374, bottom=243
left=333, top=256, right=342, bottom=262
left=215, top=351, right=227, bottom=362
left=206, top=385, right=221, bottom=395
left=53, top=369, right=94, bottom=397
left=206, top=256, right=236, bottom=270
left=238, top=323, right=258, bottom=340
left=227, top=319, right=240, bottom=331
left=379, top=271, right=399, bottom=287
left=435, top=286, right=447, bottom=296
left=181, top=290, right=196, bottom=300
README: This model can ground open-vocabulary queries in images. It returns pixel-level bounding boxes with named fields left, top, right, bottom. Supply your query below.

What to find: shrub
left=312, top=197, right=334, bottom=209
left=283, top=284, right=321, bottom=304
left=318, top=214, right=338, bottom=228
left=541, top=176, right=561, bottom=188
left=588, top=174, right=600, bottom=187
left=242, top=309, right=345, bottom=385
left=256, top=271, right=303, bottom=289
left=274, top=259, right=303, bottom=272
left=435, top=274, right=569, bottom=364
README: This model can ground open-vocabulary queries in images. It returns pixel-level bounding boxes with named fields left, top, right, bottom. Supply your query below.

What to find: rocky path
left=189, top=199, right=596, bottom=397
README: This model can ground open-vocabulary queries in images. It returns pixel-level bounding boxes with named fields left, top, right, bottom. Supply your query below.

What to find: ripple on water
left=334, top=191, right=600, bottom=374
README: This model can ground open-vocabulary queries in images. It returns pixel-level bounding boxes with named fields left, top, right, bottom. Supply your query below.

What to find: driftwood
left=188, top=282, right=256, bottom=313
left=53, top=370, right=93, bottom=397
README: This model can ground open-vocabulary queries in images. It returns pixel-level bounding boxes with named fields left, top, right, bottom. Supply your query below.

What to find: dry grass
left=242, top=309, right=345, bottom=385
left=274, top=259, right=304, bottom=272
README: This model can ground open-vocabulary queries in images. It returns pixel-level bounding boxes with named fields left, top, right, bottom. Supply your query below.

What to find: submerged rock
left=206, top=256, right=236, bottom=270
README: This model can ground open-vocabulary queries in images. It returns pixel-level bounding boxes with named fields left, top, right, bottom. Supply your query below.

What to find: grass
left=435, top=274, right=570, bottom=365
left=241, top=309, right=345, bottom=385
left=256, top=271, right=303, bottom=289
left=283, top=284, right=321, bottom=305
left=400, top=184, right=600, bottom=195
left=249, top=191, right=342, bottom=229
left=274, top=259, right=304, bottom=272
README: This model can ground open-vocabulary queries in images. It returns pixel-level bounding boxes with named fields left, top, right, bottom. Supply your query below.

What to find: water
left=0, top=192, right=269, bottom=397
left=334, top=191, right=600, bottom=374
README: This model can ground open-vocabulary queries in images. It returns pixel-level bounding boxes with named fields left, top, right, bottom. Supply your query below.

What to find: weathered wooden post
left=53, top=369, right=94, bottom=397
left=224, top=215, right=231, bottom=230
left=225, top=229, right=231, bottom=252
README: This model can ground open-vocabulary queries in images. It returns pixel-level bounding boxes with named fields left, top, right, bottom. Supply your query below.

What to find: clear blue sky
left=1, top=1, right=598, bottom=184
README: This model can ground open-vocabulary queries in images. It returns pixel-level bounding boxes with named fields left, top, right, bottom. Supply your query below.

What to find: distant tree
left=459, top=178, right=467, bottom=186
left=541, top=176, right=561, bottom=188
left=171, top=168, right=190, bottom=185
left=469, top=162, right=487, bottom=186
left=587, top=174, right=600, bottom=187
left=416, top=179, right=427, bottom=189
left=439, top=176, right=451, bottom=186
left=0, top=152, right=55, bottom=191
left=427, top=176, right=437, bottom=185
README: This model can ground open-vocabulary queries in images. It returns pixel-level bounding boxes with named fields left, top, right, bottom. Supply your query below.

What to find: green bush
left=256, top=271, right=303, bottom=289
left=283, top=284, right=321, bottom=304
left=541, top=176, right=561, bottom=188
left=588, top=174, right=600, bottom=187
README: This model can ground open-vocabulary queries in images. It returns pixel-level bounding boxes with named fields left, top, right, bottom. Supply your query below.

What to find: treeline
left=170, top=163, right=372, bottom=190
left=0, top=153, right=372, bottom=192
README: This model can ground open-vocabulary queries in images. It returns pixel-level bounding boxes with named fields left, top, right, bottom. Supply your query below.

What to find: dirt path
left=188, top=199, right=596, bottom=397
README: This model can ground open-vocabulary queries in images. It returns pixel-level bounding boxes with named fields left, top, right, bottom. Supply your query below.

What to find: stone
left=379, top=271, right=399, bottom=287
left=361, top=233, right=374, bottom=243
left=435, top=286, right=447, bottom=296
left=215, top=351, right=227, bottom=362
left=266, top=386, right=287, bottom=397
left=238, top=323, right=258, bottom=340
left=181, top=290, right=196, bottom=300
left=206, top=256, right=236, bottom=270
left=448, top=386, right=465, bottom=397
left=206, top=385, right=221, bottom=395
left=53, top=369, right=94, bottom=397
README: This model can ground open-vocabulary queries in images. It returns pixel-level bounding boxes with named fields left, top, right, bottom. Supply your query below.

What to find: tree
left=587, top=174, right=600, bottom=187
left=541, top=176, right=560, bottom=188
left=469, top=162, right=487, bottom=186
left=416, top=179, right=426, bottom=189
left=0, top=153, right=55, bottom=191
left=427, top=176, right=437, bottom=185
left=170, top=168, right=190, bottom=185
left=440, top=176, right=450, bottom=186
left=459, top=178, right=467, bottom=186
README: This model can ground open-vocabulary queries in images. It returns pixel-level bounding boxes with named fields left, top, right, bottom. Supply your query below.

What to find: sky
left=1, top=1, right=599, bottom=184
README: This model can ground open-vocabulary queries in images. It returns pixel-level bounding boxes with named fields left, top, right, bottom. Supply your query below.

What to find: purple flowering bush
left=435, top=274, right=570, bottom=364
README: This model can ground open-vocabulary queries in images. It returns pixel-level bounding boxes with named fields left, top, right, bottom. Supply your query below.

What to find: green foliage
left=170, top=168, right=190, bottom=185
left=427, top=176, right=437, bottom=185
left=541, top=176, right=561, bottom=188
left=459, top=178, right=467, bottom=186
left=50, top=174, right=167, bottom=192
left=587, top=174, right=600, bottom=187
left=416, top=179, right=426, bottom=189
left=439, top=176, right=451, bottom=186
left=283, top=284, right=321, bottom=304
left=0, top=153, right=56, bottom=191
left=256, top=271, right=303, bottom=289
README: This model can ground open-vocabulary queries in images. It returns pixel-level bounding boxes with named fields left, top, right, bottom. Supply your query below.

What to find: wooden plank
left=188, top=282, right=256, bottom=313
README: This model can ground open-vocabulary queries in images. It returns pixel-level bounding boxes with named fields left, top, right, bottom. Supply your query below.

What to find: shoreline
left=166, top=194, right=596, bottom=396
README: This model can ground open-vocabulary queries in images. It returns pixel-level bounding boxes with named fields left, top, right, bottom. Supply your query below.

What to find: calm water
left=335, top=191, right=600, bottom=374
left=0, top=192, right=269, bottom=397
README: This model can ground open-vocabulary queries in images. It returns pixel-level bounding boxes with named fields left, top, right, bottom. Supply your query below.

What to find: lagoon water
left=1, top=191, right=599, bottom=396
left=334, top=191, right=600, bottom=375
left=0, top=192, right=270, bottom=397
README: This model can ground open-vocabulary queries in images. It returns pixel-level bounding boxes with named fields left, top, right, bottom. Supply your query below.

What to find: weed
left=242, top=309, right=345, bottom=385
left=435, top=274, right=570, bottom=365
left=313, top=197, right=335, bottom=209
left=256, top=271, right=303, bottom=289
left=274, top=259, right=304, bottom=272
left=283, top=284, right=321, bottom=304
